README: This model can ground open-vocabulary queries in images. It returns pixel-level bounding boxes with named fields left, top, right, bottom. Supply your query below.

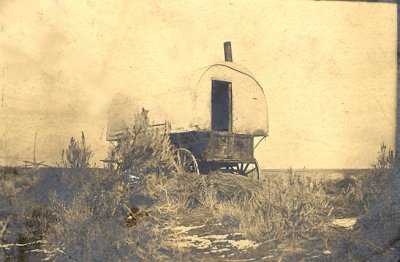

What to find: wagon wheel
left=228, top=161, right=260, bottom=180
left=173, top=148, right=200, bottom=175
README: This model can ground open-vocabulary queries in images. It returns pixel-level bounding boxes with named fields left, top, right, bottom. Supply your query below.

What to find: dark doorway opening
left=212, top=80, right=232, bottom=131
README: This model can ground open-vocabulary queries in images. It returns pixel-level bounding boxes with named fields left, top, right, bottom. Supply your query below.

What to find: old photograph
left=0, top=0, right=398, bottom=261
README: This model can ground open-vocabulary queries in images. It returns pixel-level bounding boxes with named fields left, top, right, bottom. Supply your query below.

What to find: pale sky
left=0, top=0, right=397, bottom=169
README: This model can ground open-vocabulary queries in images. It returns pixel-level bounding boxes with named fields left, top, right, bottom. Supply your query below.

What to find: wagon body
left=169, top=131, right=254, bottom=163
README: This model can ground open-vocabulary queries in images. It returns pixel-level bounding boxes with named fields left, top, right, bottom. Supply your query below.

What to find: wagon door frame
left=211, top=79, right=232, bottom=132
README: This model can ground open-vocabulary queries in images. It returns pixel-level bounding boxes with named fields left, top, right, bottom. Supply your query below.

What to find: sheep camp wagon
left=106, top=42, right=268, bottom=179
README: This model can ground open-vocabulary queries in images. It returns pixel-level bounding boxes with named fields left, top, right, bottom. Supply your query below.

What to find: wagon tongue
left=224, top=41, right=233, bottom=62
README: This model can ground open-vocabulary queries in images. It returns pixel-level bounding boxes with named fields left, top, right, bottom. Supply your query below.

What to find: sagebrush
left=61, top=131, right=93, bottom=169
left=111, top=108, right=176, bottom=174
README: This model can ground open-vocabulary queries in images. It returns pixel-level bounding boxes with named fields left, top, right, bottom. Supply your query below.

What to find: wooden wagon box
left=169, top=131, right=254, bottom=163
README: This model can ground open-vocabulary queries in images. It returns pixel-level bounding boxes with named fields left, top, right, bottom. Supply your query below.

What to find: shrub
left=61, top=131, right=93, bottom=169
left=136, top=169, right=333, bottom=247
left=212, top=172, right=333, bottom=242
left=43, top=171, right=135, bottom=261
left=17, top=205, right=59, bottom=246
left=40, top=169, right=177, bottom=261
left=111, top=108, right=175, bottom=174
left=370, top=142, right=395, bottom=173
left=0, top=166, right=18, bottom=176
left=332, top=143, right=400, bottom=261
left=31, top=108, right=181, bottom=260
left=358, top=143, right=397, bottom=211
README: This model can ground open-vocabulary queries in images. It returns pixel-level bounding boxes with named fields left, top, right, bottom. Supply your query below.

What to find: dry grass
left=0, top=153, right=337, bottom=261
left=135, top=170, right=333, bottom=250
left=0, top=165, right=368, bottom=261
left=45, top=175, right=138, bottom=261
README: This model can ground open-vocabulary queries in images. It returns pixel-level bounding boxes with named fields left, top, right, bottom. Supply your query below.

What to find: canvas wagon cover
left=106, top=62, right=268, bottom=140
left=189, top=62, right=268, bottom=136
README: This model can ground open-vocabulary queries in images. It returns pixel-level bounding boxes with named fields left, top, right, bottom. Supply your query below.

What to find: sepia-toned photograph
left=0, top=0, right=398, bottom=261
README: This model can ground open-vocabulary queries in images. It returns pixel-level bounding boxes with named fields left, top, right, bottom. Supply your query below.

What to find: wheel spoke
left=182, top=153, right=187, bottom=165
left=183, top=156, right=189, bottom=173
left=185, top=160, right=193, bottom=171
left=245, top=167, right=256, bottom=176
left=217, top=161, right=259, bottom=180
left=243, top=163, right=250, bottom=172
left=177, top=154, right=182, bottom=171
left=235, top=164, right=240, bottom=173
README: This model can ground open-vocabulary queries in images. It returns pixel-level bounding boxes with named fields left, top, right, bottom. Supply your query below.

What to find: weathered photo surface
left=0, top=1, right=398, bottom=261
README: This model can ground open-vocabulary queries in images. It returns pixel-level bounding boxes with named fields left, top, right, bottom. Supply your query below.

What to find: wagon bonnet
left=106, top=58, right=269, bottom=139
left=188, top=61, right=268, bottom=136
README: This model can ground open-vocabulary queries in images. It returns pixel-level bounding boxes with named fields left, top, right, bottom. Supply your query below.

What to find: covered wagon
left=107, top=42, right=268, bottom=179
